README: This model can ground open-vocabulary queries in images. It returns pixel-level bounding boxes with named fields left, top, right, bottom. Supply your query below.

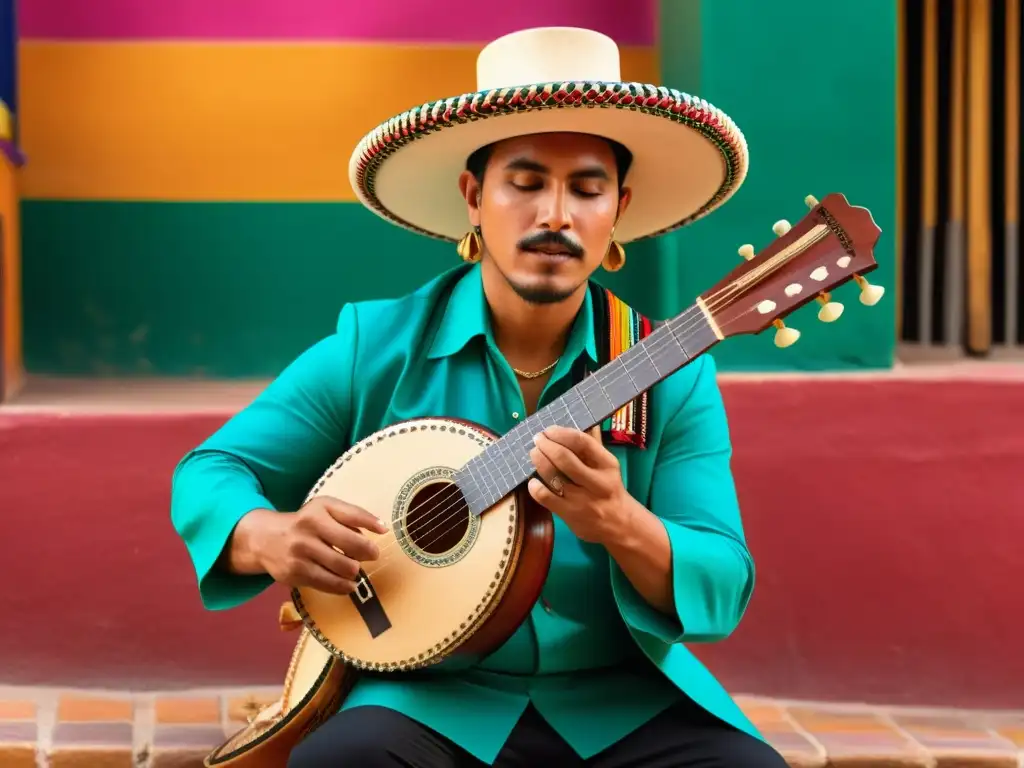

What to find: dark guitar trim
left=204, top=653, right=352, bottom=766
left=451, top=488, right=553, bottom=661
left=437, top=417, right=554, bottom=662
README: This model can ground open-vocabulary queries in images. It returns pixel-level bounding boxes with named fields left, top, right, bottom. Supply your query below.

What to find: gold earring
left=603, top=240, right=626, bottom=272
left=457, top=229, right=482, bottom=263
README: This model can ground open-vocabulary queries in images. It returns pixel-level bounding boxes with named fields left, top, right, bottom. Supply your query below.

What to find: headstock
left=699, top=192, right=884, bottom=348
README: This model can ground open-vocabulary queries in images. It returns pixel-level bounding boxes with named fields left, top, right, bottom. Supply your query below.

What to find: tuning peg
left=815, top=292, right=844, bottom=322
left=738, top=244, right=755, bottom=261
left=772, top=220, right=791, bottom=237
left=853, top=274, right=885, bottom=306
left=772, top=319, right=800, bottom=348
left=805, top=195, right=819, bottom=209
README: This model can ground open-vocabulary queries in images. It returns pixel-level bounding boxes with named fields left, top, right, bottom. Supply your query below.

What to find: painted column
left=656, top=0, right=898, bottom=371
left=0, top=0, right=24, bottom=400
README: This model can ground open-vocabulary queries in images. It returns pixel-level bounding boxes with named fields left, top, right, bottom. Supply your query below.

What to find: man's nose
left=537, top=185, right=572, bottom=231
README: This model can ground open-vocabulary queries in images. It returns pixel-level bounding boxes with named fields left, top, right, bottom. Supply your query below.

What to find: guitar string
left=353, top=241, right=825, bottom=572
left=337, top=240, right=836, bottom=577
left=357, top=299, right=776, bottom=583
left=354, top=302, right=704, bottom=571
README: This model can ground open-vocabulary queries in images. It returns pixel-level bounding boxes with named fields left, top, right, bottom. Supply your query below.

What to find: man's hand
left=527, top=425, right=634, bottom=544
left=247, top=497, right=388, bottom=596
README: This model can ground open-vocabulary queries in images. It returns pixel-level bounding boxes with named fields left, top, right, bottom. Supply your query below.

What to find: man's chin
left=506, top=276, right=579, bottom=305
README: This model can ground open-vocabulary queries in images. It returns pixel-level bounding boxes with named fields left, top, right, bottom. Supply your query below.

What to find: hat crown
left=476, top=27, right=622, bottom=92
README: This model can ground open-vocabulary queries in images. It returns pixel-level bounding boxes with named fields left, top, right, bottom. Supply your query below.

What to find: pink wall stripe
left=19, top=0, right=656, bottom=46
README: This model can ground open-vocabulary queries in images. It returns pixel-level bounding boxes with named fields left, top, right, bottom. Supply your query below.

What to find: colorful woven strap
left=581, top=283, right=653, bottom=449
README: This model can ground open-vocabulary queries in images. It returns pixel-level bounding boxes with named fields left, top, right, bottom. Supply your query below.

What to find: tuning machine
left=854, top=274, right=885, bottom=305
left=772, top=319, right=800, bottom=348
left=815, top=292, right=844, bottom=323
left=771, top=194, right=821, bottom=238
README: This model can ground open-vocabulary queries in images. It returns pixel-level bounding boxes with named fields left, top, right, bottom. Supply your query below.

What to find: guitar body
left=205, top=628, right=352, bottom=767
left=292, top=416, right=555, bottom=671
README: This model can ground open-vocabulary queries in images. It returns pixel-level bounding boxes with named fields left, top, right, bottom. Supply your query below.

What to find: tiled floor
left=0, top=687, right=1021, bottom=767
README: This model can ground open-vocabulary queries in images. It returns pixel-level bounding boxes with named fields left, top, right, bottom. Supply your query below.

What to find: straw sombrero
left=348, top=27, right=749, bottom=244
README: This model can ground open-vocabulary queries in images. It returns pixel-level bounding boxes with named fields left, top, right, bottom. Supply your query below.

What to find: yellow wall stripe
left=18, top=42, right=658, bottom=202
left=1006, top=0, right=1020, bottom=225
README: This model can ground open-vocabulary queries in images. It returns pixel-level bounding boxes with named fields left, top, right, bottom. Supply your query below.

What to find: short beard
left=482, top=230, right=584, bottom=305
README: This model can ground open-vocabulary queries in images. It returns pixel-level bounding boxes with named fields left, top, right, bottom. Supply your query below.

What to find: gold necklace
left=512, top=359, right=559, bottom=379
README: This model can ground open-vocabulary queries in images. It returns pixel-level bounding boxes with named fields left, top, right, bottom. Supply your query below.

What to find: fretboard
left=456, top=301, right=720, bottom=515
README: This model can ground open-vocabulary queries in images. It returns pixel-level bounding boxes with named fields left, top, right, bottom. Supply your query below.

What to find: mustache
left=517, top=230, right=585, bottom=258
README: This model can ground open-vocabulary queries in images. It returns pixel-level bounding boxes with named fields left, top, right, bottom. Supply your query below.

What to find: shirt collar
left=427, top=263, right=599, bottom=366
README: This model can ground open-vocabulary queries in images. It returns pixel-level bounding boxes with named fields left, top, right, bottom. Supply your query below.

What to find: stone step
left=0, top=687, right=1021, bottom=767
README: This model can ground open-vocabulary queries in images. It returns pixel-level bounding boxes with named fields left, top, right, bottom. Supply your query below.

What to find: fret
left=654, top=321, right=691, bottom=371
left=506, top=423, right=534, bottom=473
left=479, top=454, right=503, bottom=499
left=490, top=425, right=526, bottom=477
left=455, top=469, right=484, bottom=514
left=534, top=409, right=555, bottom=431
left=459, top=302, right=721, bottom=515
left=563, top=390, right=596, bottom=431
left=547, top=397, right=580, bottom=430
left=579, top=371, right=615, bottom=418
left=665, top=307, right=719, bottom=361
left=619, top=343, right=661, bottom=393
left=592, top=359, right=637, bottom=409
left=492, top=434, right=520, bottom=483
left=639, top=336, right=663, bottom=377
left=466, top=461, right=486, bottom=499
left=614, top=355, right=637, bottom=390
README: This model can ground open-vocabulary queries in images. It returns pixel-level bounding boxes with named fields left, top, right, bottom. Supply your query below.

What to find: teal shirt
left=171, top=263, right=763, bottom=764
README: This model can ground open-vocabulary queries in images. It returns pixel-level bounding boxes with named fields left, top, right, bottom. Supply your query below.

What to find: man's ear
left=616, top=187, right=633, bottom=223
left=458, top=170, right=483, bottom=229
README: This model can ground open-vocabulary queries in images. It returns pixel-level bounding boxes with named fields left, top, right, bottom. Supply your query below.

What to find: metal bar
left=896, top=0, right=906, bottom=341
left=1005, top=0, right=1020, bottom=348
left=919, top=0, right=939, bottom=345
left=966, top=0, right=992, bottom=354
left=944, top=0, right=968, bottom=348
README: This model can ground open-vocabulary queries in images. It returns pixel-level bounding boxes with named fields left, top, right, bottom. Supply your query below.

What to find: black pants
left=288, top=698, right=788, bottom=767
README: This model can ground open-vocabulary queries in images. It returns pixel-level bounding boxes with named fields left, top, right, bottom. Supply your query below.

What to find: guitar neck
left=456, top=300, right=721, bottom=515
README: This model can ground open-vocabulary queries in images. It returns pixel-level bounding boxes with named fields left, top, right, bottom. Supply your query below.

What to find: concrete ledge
left=1, top=687, right=1021, bottom=767
left=4, top=359, right=1024, bottom=414
left=2, top=371, right=1024, bottom=710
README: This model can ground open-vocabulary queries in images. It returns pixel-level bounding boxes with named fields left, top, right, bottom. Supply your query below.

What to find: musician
left=171, top=27, right=786, bottom=768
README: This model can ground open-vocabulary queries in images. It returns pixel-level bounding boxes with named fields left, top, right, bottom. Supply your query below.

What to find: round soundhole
left=405, top=481, right=468, bottom=555
left=394, top=468, right=481, bottom=567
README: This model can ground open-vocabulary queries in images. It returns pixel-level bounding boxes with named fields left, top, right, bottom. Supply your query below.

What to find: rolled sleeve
left=612, top=355, right=755, bottom=644
left=170, top=303, right=360, bottom=610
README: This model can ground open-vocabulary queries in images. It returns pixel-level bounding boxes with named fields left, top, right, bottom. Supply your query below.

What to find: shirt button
left=511, top=411, right=520, bottom=420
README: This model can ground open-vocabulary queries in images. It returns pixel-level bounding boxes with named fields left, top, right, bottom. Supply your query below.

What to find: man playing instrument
left=172, top=26, right=787, bottom=768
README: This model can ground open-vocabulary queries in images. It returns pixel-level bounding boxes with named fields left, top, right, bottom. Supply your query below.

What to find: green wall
left=20, top=0, right=897, bottom=377
left=654, top=0, right=898, bottom=371
left=19, top=200, right=663, bottom=377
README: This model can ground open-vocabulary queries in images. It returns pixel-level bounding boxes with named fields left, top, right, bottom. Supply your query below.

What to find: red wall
left=2, top=375, right=1022, bottom=708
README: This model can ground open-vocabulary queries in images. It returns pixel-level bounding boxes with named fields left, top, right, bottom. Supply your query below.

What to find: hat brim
left=348, top=82, right=749, bottom=244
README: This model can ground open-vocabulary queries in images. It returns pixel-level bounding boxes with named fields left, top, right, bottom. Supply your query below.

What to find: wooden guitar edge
left=452, top=489, right=554, bottom=661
